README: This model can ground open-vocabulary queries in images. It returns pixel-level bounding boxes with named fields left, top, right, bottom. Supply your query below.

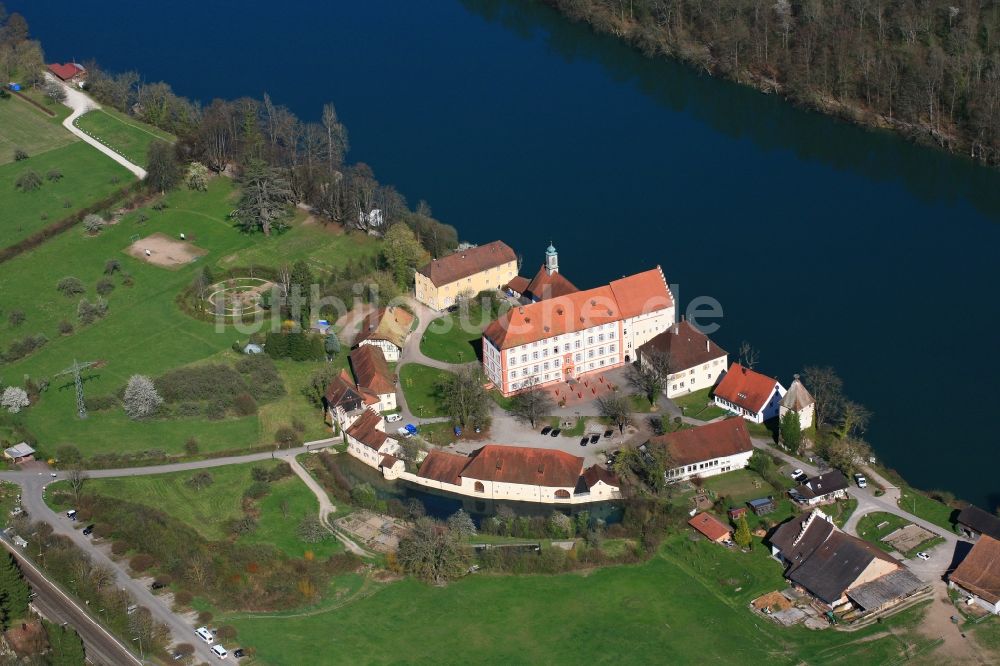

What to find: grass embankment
left=73, top=108, right=174, bottom=167
left=897, top=487, right=956, bottom=532
left=0, top=99, right=134, bottom=248
left=224, top=532, right=941, bottom=665
left=419, top=303, right=496, bottom=364
left=1, top=176, right=378, bottom=459
left=671, top=387, right=728, bottom=421
left=51, top=461, right=342, bottom=558
left=399, top=364, right=454, bottom=418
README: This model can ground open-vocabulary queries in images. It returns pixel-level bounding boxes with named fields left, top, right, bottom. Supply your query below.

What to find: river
left=13, top=0, right=1000, bottom=509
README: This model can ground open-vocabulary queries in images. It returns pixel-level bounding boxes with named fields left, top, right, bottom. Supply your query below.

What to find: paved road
left=1, top=536, right=141, bottom=665
left=45, top=73, right=147, bottom=179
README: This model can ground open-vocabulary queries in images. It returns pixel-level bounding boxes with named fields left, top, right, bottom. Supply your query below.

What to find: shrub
left=274, top=426, right=301, bottom=449
left=95, top=278, right=115, bottom=296
left=55, top=444, right=82, bottom=464
left=297, top=515, right=327, bottom=543
left=83, top=394, right=117, bottom=412
left=186, top=471, right=213, bottom=490
left=231, top=515, right=257, bottom=536
left=57, top=319, right=74, bottom=335
left=14, top=148, right=28, bottom=161
left=15, top=169, right=42, bottom=191
left=154, top=574, right=173, bottom=586
left=56, top=276, right=85, bottom=297
left=243, top=481, right=270, bottom=500
left=174, top=590, right=194, bottom=606
left=174, top=643, right=194, bottom=657
left=103, top=259, right=121, bottom=275
left=7, top=310, right=25, bottom=327
left=233, top=393, right=257, bottom=416
left=129, top=554, right=155, bottom=572
left=46, top=168, right=63, bottom=181
left=196, top=610, right=213, bottom=624
left=203, top=399, right=227, bottom=420
left=111, top=541, right=129, bottom=556
left=82, top=214, right=106, bottom=234
left=93, top=523, right=113, bottom=539
left=184, top=437, right=199, bottom=455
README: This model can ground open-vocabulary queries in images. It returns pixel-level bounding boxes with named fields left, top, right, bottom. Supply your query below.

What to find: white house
left=345, top=408, right=401, bottom=469
left=325, top=369, right=379, bottom=432
left=353, top=306, right=414, bottom=362
left=651, top=418, right=754, bottom=483
left=789, top=470, right=849, bottom=505
left=411, top=445, right=621, bottom=505
left=483, top=266, right=674, bottom=396
left=348, top=345, right=397, bottom=413
left=950, top=535, right=1000, bottom=615
left=713, top=362, right=786, bottom=423
left=780, top=374, right=816, bottom=429
left=636, top=320, right=728, bottom=398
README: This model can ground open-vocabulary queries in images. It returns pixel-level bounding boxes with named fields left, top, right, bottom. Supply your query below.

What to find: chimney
left=706, top=339, right=710, bottom=351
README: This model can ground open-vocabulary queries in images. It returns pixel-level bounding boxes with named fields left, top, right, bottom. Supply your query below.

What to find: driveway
left=45, top=73, right=147, bottom=179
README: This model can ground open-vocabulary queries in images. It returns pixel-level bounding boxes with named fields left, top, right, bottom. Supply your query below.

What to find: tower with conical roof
left=545, top=242, right=559, bottom=275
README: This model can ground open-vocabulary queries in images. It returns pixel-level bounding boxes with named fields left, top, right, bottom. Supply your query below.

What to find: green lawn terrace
left=1, top=176, right=378, bottom=461
left=222, top=532, right=941, bottom=665
left=73, top=107, right=174, bottom=168
left=419, top=300, right=504, bottom=364
left=0, top=93, right=135, bottom=249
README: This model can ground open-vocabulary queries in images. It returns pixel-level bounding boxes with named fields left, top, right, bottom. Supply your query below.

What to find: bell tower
left=545, top=242, right=559, bottom=275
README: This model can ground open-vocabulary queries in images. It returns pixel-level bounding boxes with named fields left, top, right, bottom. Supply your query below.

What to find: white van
left=211, top=644, right=228, bottom=659
left=385, top=413, right=402, bottom=423
left=195, top=627, right=213, bottom=643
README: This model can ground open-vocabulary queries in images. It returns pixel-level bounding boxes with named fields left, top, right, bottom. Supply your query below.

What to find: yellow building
left=414, top=241, right=518, bottom=310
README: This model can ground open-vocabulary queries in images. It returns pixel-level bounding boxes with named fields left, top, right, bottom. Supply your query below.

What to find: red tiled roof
left=484, top=285, right=620, bottom=350
left=505, top=276, right=531, bottom=296
left=325, top=369, right=362, bottom=408
left=582, top=464, right=619, bottom=489
left=380, top=454, right=400, bottom=468
left=349, top=345, right=395, bottom=396
left=346, top=409, right=389, bottom=451
left=417, top=241, right=516, bottom=287
left=524, top=266, right=579, bottom=301
left=950, top=535, right=1000, bottom=605
left=418, top=450, right=470, bottom=485
left=649, top=418, right=752, bottom=468
left=47, top=63, right=84, bottom=80
left=688, top=512, right=731, bottom=542
left=714, top=362, right=782, bottom=414
left=637, top=320, right=727, bottom=374
left=462, top=445, right=584, bottom=488
left=354, top=306, right=414, bottom=349
left=607, top=267, right=673, bottom=319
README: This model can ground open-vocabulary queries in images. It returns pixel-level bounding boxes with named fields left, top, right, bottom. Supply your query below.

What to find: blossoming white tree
left=1, top=387, right=30, bottom=413
left=122, top=375, right=163, bottom=419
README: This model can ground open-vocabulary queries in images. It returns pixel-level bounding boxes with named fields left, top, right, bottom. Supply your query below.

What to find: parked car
left=916, top=551, right=931, bottom=561
left=603, top=430, right=613, bottom=438
left=385, top=413, right=402, bottom=423
left=211, top=644, right=228, bottom=659
left=550, top=428, right=561, bottom=437
left=454, top=426, right=463, bottom=437
left=396, top=427, right=412, bottom=439
left=791, top=469, right=804, bottom=479
left=580, top=437, right=589, bottom=447
left=405, top=424, right=418, bottom=435
left=854, top=473, right=868, bottom=488
left=151, top=580, right=166, bottom=590
left=195, top=627, right=214, bottom=643
left=82, top=524, right=95, bottom=536
left=589, top=433, right=601, bottom=444
left=66, top=509, right=77, bottom=520
left=540, top=426, right=553, bottom=435
left=233, top=648, right=246, bottom=658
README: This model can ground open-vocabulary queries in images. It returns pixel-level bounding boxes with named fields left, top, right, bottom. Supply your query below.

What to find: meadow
left=73, top=108, right=174, bottom=167
left=0, top=94, right=75, bottom=164
left=399, top=363, right=454, bottom=418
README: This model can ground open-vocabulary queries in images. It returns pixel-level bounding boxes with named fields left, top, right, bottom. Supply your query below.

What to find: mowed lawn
left=419, top=307, right=492, bottom=364
left=224, top=535, right=938, bottom=665
left=399, top=363, right=453, bottom=418
left=0, top=95, right=75, bottom=164
left=73, top=108, right=174, bottom=167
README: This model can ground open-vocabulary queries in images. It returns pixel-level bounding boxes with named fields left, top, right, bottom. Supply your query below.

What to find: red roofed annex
left=713, top=362, right=786, bottom=423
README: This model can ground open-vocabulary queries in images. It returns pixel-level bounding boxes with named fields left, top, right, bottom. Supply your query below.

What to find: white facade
left=663, top=355, right=728, bottom=398
left=357, top=338, right=402, bottom=362
left=949, top=583, right=1000, bottom=615
left=621, top=308, right=675, bottom=363
left=665, top=449, right=754, bottom=483
left=375, top=390, right=397, bottom=413
left=395, top=470, right=620, bottom=505
left=796, top=488, right=847, bottom=506
left=714, top=385, right=785, bottom=423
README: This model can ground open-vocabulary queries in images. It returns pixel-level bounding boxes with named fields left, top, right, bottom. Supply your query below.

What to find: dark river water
left=14, top=0, right=1000, bottom=508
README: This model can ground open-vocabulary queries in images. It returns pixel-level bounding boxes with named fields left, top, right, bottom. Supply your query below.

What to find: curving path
left=285, top=455, right=372, bottom=557
left=45, top=73, right=147, bottom=179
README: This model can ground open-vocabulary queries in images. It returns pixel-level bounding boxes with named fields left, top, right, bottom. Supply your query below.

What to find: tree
left=7, top=309, right=24, bottom=327
left=733, top=514, right=752, bottom=550
left=437, top=367, right=490, bottom=428
left=123, top=374, right=163, bottom=419
left=232, top=158, right=293, bottom=236
left=43, top=80, right=66, bottom=103
left=82, top=213, right=105, bottom=234
left=382, top=223, right=425, bottom=287
left=186, top=161, right=209, bottom=190
left=822, top=437, right=873, bottom=476
left=780, top=410, right=802, bottom=453
left=67, top=466, right=87, bottom=502
left=738, top=341, right=759, bottom=369
left=297, top=514, right=327, bottom=543
left=836, top=400, right=871, bottom=440
left=627, top=362, right=663, bottom=406
left=509, top=378, right=553, bottom=428
left=44, top=621, right=87, bottom=666
left=548, top=512, right=573, bottom=538
left=145, top=140, right=181, bottom=193
left=597, top=392, right=632, bottom=434
left=289, top=260, right=313, bottom=329
left=1, top=386, right=29, bottom=413
left=14, top=169, right=41, bottom=191
left=0, top=552, right=30, bottom=629
left=802, top=366, right=844, bottom=429
left=324, top=333, right=340, bottom=358
left=446, top=510, right=476, bottom=539
left=396, top=518, right=471, bottom=584
left=56, top=276, right=85, bottom=297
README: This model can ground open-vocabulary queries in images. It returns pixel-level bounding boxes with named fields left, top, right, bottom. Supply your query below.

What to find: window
left=588, top=350, right=595, bottom=359
left=554, top=489, right=570, bottom=499
left=533, top=352, right=539, bottom=360
left=588, top=337, right=594, bottom=345
left=598, top=334, right=605, bottom=342
left=522, top=368, right=529, bottom=377
left=575, top=353, right=582, bottom=362
left=574, top=340, right=581, bottom=350
left=553, top=345, right=559, bottom=353
left=474, top=481, right=485, bottom=493
left=609, top=344, right=616, bottom=353
left=543, top=362, right=550, bottom=371
left=598, top=347, right=605, bottom=355
left=554, top=359, right=561, bottom=368
left=521, top=354, right=527, bottom=364
left=509, top=371, right=516, bottom=380
left=533, top=365, right=540, bottom=374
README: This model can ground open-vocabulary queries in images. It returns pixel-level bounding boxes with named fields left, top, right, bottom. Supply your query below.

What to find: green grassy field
left=419, top=306, right=491, bottom=364
left=73, top=108, right=174, bottom=168
left=0, top=175, right=368, bottom=459
left=217, top=218, right=381, bottom=274
left=672, top=386, right=728, bottom=420
left=399, top=363, right=453, bottom=418
left=897, top=488, right=956, bottom=531
left=701, top=468, right=799, bottom=527
left=64, top=460, right=342, bottom=558
left=0, top=140, right=134, bottom=249
left=0, top=95, right=75, bottom=165
left=856, top=511, right=944, bottom=558
left=223, top=533, right=941, bottom=665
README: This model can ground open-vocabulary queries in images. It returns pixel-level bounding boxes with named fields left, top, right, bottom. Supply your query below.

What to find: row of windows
left=508, top=323, right=619, bottom=356
left=509, top=338, right=618, bottom=367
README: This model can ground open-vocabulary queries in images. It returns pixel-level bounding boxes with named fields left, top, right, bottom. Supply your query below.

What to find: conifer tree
left=734, top=515, right=752, bottom=551
left=0, top=552, right=31, bottom=628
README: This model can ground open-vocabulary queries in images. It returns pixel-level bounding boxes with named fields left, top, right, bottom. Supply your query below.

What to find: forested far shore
left=543, top=0, right=1000, bottom=165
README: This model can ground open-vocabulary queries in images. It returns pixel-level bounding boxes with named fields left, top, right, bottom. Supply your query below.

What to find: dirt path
left=285, top=453, right=372, bottom=558
left=916, top=581, right=989, bottom=664
left=45, top=73, right=147, bottom=179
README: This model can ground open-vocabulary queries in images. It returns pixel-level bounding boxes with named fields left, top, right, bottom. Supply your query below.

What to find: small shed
left=688, top=512, right=732, bottom=543
left=3, top=443, right=36, bottom=464
left=728, top=506, right=748, bottom=521
left=747, top=497, right=777, bottom=515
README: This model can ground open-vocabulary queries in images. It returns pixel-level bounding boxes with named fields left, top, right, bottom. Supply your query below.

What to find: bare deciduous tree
left=509, top=378, right=554, bottom=428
